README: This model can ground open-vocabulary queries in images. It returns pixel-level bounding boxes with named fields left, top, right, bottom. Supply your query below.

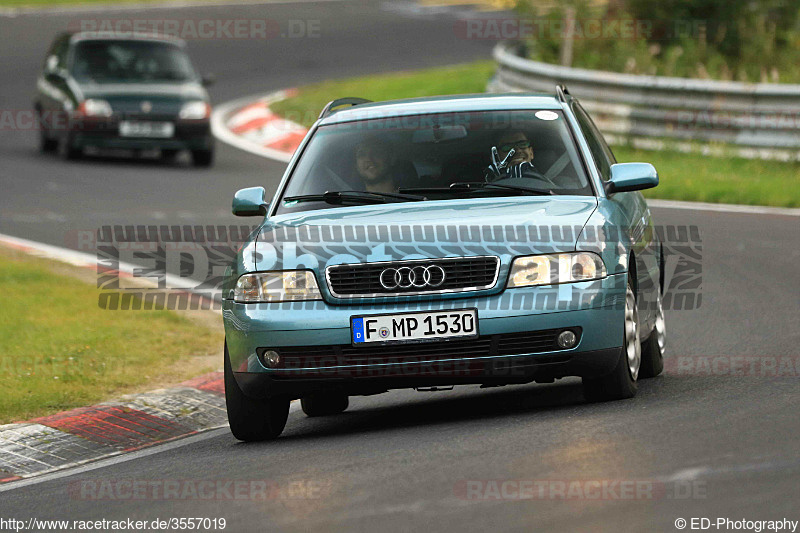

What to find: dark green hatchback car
left=34, top=32, right=215, bottom=166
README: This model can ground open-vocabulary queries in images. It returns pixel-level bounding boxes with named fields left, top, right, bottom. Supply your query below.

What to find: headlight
left=179, top=101, right=211, bottom=120
left=78, top=99, right=113, bottom=117
left=233, top=271, right=322, bottom=302
left=507, top=252, right=607, bottom=288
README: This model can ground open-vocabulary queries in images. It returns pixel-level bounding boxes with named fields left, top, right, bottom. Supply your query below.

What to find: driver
left=497, top=131, right=535, bottom=166
left=354, top=137, right=397, bottom=194
left=484, top=131, right=541, bottom=181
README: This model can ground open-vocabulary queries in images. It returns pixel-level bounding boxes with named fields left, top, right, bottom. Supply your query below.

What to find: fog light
left=557, top=330, right=577, bottom=349
left=263, top=350, right=281, bottom=368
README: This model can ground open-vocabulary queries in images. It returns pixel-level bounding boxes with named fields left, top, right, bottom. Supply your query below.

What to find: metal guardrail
left=488, top=42, right=800, bottom=160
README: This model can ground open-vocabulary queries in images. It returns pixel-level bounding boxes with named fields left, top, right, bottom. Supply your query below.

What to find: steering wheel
left=512, top=162, right=560, bottom=188
left=485, top=146, right=558, bottom=188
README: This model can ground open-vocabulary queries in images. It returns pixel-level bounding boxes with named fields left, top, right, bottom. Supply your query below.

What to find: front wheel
left=582, top=277, right=640, bottom=402
left=191, top=149, right=214, bottom=167
left=640, top=292, right=666, bottom=378
left=301, top=393, right=349, bottom=417
left=224, top=342, right=289, bottom=441
left=38, top=112, right=58, bottom=153
left=160, top=149, right=179, bottom=162
left=58, top=135, right=82, bottom=160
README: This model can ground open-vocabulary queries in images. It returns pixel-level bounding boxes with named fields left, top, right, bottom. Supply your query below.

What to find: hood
left=255, top=196, right=598, bottom=271
left=78, top=81, right=207, bottom=113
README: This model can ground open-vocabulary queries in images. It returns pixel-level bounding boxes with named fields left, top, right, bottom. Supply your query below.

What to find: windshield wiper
left=283, top=190, right=427, bottom=206
left=400, top=182, right=553, bottom=196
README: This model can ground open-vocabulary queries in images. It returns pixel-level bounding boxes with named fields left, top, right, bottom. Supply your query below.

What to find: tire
left=161, top=149, right=179, bottom=161
left=640, top=292, right=666, bottom=378
left=37, top=112, right=58, bottom=153
left=40, top=131, right=58, bottom=153
left=58, top=134, right=82, bottom=161
left=191, top=149, right=214, bottom=167
left=301, top=393, right=349, bottom=417
left=224, top=342, right=289, bottom=441
left=582, top=275, right=640, bottom=402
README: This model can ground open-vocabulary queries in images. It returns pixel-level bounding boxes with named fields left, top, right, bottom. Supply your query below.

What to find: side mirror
left=201, top=73, right=216, bottom=87
left=232, top=186, right=269, bottom=217
left=605, top=163, right=659, bottom=194
left=45, top=55, right=59, bottom=73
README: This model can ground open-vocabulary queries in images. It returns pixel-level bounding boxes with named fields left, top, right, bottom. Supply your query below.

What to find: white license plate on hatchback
left=351, top=309, right=478, bottom=345
left=119, top=121, right=174, bottom=138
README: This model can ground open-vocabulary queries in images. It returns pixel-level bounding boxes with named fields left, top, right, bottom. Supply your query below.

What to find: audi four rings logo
left=379, top=265, right=446, bottom=290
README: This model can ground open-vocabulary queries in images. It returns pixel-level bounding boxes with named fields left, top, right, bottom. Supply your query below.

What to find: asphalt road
left=0, top=0, right=494, bottom=247
left=1, top=1, right=799, bottom=531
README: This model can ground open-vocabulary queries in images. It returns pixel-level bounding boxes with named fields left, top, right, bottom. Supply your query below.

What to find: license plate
left=119, top=121, right=174, bottom=138
left=351, top=309, right=478, bottom=345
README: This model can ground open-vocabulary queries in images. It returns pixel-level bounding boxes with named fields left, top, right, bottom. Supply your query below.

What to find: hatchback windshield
left=277, top=109, right=592, bottom=214
left=71, top=40, right=196, bottom=83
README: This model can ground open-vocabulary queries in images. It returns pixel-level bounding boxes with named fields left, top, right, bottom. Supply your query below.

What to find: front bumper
left=223, top=274, right=628, bottom=399
left=65, top=117, right=212, bottom=151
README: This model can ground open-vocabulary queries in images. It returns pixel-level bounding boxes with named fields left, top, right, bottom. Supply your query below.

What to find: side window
left=573, top=103, right=614, bottom=181
left=45, top=35, right=69, bottom=70
left=56, top=38, right=70, bottom=69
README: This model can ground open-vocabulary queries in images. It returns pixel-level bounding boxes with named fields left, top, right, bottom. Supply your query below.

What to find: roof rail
left=318, top=97, right=373, bottom=120
left=555, top=84, right=570, bottom=103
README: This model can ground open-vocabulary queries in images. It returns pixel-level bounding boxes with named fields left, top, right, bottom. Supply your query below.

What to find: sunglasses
left=499, top=140, right=531, bottom=153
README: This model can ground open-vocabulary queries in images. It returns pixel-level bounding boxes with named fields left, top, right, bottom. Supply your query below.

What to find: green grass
left=271, top=61, right=800, bottom=208
left=615, top=146, right=800, bottom=208
left=0, top=0, right=224, bottom=7
left=270, top=61, right=497, bottom=129
left=0, top=248, right=222, bottom=423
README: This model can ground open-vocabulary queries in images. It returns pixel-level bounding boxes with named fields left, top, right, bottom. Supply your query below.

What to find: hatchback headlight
left=179, top=101, right=211, bottom=119
left=507, top=252, right=607, bottom=287
left=233, top=271, right=322, bottom=302
left=78, top=99, right=113, bottom=117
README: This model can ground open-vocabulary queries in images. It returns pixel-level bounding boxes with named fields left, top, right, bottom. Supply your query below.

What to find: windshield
left=277, top=109, right=592, bottom=215
left=70, top=40, right=196, bottom=83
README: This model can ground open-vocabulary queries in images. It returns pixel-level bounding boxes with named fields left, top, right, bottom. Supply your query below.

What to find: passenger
left=354, top=137, right=397, bottom=194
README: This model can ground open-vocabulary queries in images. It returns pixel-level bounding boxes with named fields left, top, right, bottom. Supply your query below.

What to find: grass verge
left=0, top=0, right=222, bottom=7
left=0, top=246, right=223, bottom=424
left=270, top=61, right=800, bottom=208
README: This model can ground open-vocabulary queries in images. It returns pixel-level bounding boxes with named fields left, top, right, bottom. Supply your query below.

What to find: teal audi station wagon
left=222, top=87, right=667, bottom=440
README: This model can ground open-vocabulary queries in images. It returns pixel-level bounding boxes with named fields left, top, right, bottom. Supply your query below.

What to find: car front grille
left=326, top=256, right=500, bottom=297
left=258, top=328, right=580, bottom=371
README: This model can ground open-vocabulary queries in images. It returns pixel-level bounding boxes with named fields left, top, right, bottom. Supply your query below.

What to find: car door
left=571, top=101, right=659, bottom=328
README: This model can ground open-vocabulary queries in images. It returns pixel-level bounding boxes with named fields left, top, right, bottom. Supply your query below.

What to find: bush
left=517, top=0, right=800, bottom=82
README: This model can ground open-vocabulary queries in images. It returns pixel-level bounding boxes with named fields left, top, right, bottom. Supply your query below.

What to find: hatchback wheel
left=58, top=135, right=82, bottom=160
left=582, top=276, right=640, bottom=401
left=192, top=149, right=214, bottom=167
left=224, top=342, right=289, bottom=441
left=38, top=112, right=58, bottom=153
left=161, top=149, right=180, bottom=161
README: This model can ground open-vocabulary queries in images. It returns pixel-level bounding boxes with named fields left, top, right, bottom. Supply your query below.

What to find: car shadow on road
left=35, top=148, right=198, bottom=169
left=235, top=377, right=667, bottom=445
